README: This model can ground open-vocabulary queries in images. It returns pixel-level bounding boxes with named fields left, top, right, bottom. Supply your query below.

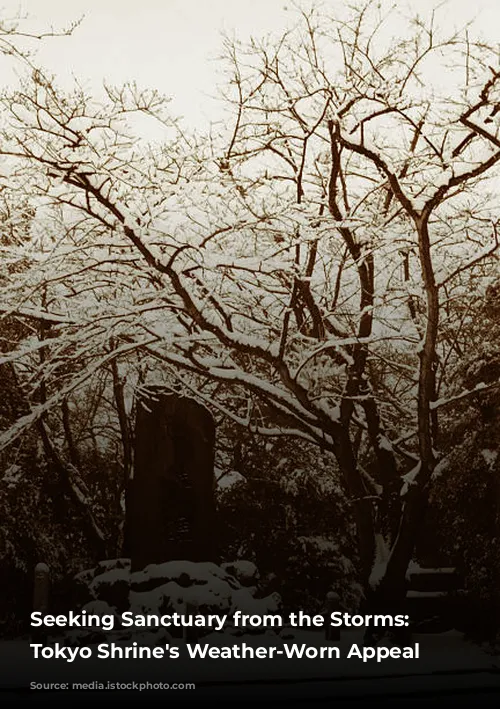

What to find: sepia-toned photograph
left=0, top=1, right=499, bottom=704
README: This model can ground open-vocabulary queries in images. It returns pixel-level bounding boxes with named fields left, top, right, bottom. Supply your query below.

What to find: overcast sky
left=1, top=0, right=499, bottom=131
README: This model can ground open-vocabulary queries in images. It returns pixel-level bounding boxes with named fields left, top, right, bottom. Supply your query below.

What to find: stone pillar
left=32, top=563, right=50, bottom=642
left=125, top=388, right=217, bottom=571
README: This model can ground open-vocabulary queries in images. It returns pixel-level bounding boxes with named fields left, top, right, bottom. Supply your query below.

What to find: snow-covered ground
left=8, top=559, right=498, bottom=700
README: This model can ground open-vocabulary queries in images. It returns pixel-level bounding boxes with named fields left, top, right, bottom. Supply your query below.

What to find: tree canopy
left=1, top=1, right=499, bottom=613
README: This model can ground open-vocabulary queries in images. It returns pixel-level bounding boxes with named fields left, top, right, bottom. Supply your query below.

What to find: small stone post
left=32, top=563, right=50, bottom=642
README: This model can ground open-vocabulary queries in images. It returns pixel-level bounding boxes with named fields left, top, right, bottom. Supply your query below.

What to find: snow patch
left=400, top=462, right=421, bottom=496
left=432, top=456, right=449, bottom=481
left=481, top=449, right=498, bottom=468
left=377, top=435, right=393, bottom=452
left=369, top=534, right=390, bottom=589
left=2, top=464, right=23, bottom=486
left=35, top=563, right=50, bottom=574
left=217, top=470, right=246, bottom=490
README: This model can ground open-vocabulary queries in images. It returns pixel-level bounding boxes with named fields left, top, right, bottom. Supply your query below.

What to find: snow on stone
left=89, top=568, right=131, bottom=601
left=34, top=562, right=50, bottom=574
left=82, top=600, right=119, bottom=617
left=96, top=558, right=131, bottom=573
left=222, top=561, right=260, bottom=586
left=130, top=579, right=232, bottom=615
left=406, top=590, right=449, bottom=598
left=230, top=588, right=281, bottom=617
left=132, top=560, right=240, bottom=589
left=182, top=581, right=234, bottom=610
left=407, top=565, right=456, bottom=576
left=59, top=558, right=283, bottom=645
left=406, top=559, right=423, bottom=578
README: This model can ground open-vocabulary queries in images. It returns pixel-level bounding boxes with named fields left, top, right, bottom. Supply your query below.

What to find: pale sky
left=1, top=0, right=499, bottom=130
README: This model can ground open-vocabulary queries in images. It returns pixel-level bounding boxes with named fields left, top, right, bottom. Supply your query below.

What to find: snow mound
left=63, top=558, right=281, bottom=644
left=222, top=560, right=260, bottom=586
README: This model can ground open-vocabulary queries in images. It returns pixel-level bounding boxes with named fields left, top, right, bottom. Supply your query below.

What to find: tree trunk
left=333, top=428, right=375, bottom=582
